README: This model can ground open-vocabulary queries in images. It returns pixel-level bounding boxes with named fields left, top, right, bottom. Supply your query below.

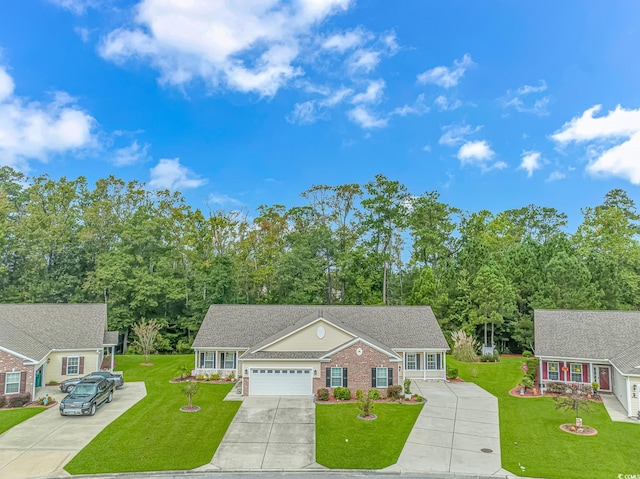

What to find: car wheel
left=107, top=391, right=113, bottom=403
left=66, top=385, right=74, bottom=393
left=89, top=403, right=96, bottom=416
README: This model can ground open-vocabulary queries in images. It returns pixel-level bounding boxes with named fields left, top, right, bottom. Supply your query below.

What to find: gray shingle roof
left=241, top=351, right=328, bottom=360
left=193, top=305, right=449, bottom=356
left=534, top=310, right=640, bottom=372
left=0, top=304, right=113, bottom=362
left=103, top=331, right=119, bottom=346
left=610, top=342, right=640, bottom=375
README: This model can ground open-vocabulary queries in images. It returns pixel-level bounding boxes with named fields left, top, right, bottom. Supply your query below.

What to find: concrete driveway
left=0, top=382, right=147, bottom=479
left=200, top=396, right=317, bottom=471
left=386, top=380, right=509, bottom=476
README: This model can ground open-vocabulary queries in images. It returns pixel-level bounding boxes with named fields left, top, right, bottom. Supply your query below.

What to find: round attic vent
left=317, top=325, right=325, bottom=339
left=356, top=347, right=363, bottom=356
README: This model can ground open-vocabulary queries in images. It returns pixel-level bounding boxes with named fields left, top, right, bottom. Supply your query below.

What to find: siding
left=264, top=320, right=353, bottom=352
left=46, top=350, right=100, bottom=384
left=612, top=367, right=629, bottom=414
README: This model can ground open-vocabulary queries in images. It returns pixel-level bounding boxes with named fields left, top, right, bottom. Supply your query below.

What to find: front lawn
left=64, top=355, right=240, bottom=474
left=448, top=356, right=639, bottom=479
left=0, top=407, right=45, bottom=435
left=316, top=402, right=422, bottom=469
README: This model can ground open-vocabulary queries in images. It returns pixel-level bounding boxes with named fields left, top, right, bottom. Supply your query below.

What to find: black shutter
left=199, top=352, right=204, bottom=368
left=388, top=367, right=393, bottom=386
left=20, top=371, right=26, bottom=393
left=326, top=368, right=331, bottom=387
left=233, top=353, right=237, bottom=369
left=62, top=357, right=67, bottom=375
left=220, top=352, right=225, bottom=368
left=0, top=372, right=5, bottom=392
left=371, top=368, right=376, bottom=388
left=79, top=356, right=85, bottom=374
left=436, top=353, right=441, bottom=370
left=417, top=354, right=421, bottom=369
left=343, top=368, right=348, bottom=387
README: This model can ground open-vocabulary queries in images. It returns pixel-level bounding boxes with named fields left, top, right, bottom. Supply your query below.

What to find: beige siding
left=45, top=350, right=101, bottom=384
left=630, top=376, right=640, bottom=417
left=263, top=320, right=353, bottom=352
left=611, top=367, right=628, bottom=413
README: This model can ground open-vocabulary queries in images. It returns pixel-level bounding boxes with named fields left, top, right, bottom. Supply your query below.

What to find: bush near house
left=334, top=387, right=351, bottom=400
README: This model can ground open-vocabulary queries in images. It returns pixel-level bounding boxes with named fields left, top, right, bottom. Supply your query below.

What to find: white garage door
left=249, top=369, right=312, bottom=396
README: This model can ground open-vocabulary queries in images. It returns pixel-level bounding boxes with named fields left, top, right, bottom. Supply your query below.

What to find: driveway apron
left=387, top=380, right=505, bottom=476
left=0, top=382, right=147, bottom=479
left=206, top=396, right=316, bottom=470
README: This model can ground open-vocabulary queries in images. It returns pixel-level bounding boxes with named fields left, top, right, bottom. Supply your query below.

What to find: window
left=201, top=352, right=215, bottom=369
left=547, top=362, right=559, bottom=381
left=405, top=353, right=417, bottom=370
left=330, top=367, right=343, bottom=387
left=427, top=353, right=442, bottom=370
left=570, top=363, right=582, bottom=383
left=5, top=372, right=20, bottom=394
left=372, top=367, right=392, bottom=387
left=67, top=356, right=79, bottom=375
left=223, top=352, right=235, bottom=369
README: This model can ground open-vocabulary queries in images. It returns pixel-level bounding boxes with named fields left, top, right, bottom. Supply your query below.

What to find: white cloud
left=148, top=158, right=206, bottom=191
left=433, top=95, right=462, bottom=111
left=552, top=104, right=640, bottom=184
left=323, top=28, right=368, bottom=52
left=74, top=27, right=92, bottom=43
left=546, top=170, right=566, bottom=182
left=417, top=54, right=474, bottom=89
left=502, top=80, right=550, bottom=116
left=439, top=123, right=482, bottom=146
left=456, top=140, right=503, bottom=171
left=287, top=100, right=322, bottom=124
left=351, top=79, right=385, bottom=104
left=347, top=49, right=381, bottom=73
left=113, top=140, right=150, bottom=166
left=519, top=150, right=542, bottom=177
left=392, top=94, right=428, bottom=116
left=321, top=87, right=352, bottom=106
left=422, top=145, right=431, bottom=152
left=99, top=0, right=352, bottom=97
left=208, top=192, right=243, bottom=207
left=347, top=106, right=387, bottom=129
left=0, top=65, right=96, bottom=170
left=48, top=0, right=98, bottom=14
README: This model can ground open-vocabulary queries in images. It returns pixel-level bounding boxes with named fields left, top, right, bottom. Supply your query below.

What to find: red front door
left=598, top=367, right=610, bottom=391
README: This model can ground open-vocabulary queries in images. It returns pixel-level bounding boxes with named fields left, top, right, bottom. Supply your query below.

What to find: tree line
left=0, top=167, right=637, bottom=353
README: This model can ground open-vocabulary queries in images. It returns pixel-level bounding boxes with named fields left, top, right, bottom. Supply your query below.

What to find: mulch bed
left=508, top=386, right=602, bottom=402
left=316, top=395, right=424, bottom=404
left=140, top=362, right=154, bottom=366
left=179, top=405, right=201, bottom=412
left=447, top=377, right=465, bottom=382
left=0, top=400, right=57, bottom=411
left=358, top=414, right=377, bottom=420
left=560, top=423, right=598, bottom=436
left=169, top=376, right=236, bottom=384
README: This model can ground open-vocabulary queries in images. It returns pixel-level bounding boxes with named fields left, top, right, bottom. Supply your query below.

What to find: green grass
left=0, top=407, right=46, bottom=435
left=316, top=402, right=423, bottom=469
left=448, top=356, right=639, bottom=479
left=64, top=355, right=241, bottom=474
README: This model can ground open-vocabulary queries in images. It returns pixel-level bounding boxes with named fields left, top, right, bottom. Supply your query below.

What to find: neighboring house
left=192, top=305, right=449, bottom=396
left=0, top=304, right=118, bottom=402
left=535, top=309, right=640, bottom=418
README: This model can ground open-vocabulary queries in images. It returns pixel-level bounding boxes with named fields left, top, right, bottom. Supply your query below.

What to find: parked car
left=59, top=371, right=124, bottom=392
left=59, top=377, right=114, bottom=416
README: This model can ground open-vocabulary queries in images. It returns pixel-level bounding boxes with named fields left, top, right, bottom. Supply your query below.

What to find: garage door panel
left=250, top=369, right=312, bottom=396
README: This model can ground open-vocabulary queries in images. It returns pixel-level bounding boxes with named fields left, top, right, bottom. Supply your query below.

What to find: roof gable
left=0, top=304, right=110, bottom=362
left=261, top=318, right=355, bottom=352
left=534, top=310, right=640, bottom=362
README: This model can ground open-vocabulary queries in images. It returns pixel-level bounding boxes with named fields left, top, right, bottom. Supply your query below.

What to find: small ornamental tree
left=554, top=386, right=594, bottom=425
left=182, top=381, right=200, bottom=408
left=451, top=330, right=479, bottom=362
left=357, top=391, right=375, bottom=418
left=132, top=318, right=161, bottom=362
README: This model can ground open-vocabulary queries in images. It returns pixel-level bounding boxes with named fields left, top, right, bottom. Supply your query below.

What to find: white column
left=423, top=351, right=427, bottom=380
left=110, top=347, right=115, bottom=371
left=442, top=352, right=447, bottom=380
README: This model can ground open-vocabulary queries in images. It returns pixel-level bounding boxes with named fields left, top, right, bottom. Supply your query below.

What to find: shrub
left=8, top=392, right=31, bottom=408
left=210, top=373, right=221, bottom=381
left=414, top=395, right=424, bottom=402
left=334, top=387, right=351, bottom=400
left=522, top=350, right=532, bottom=358
left=518, top=376, right=534, bottom=390
left=355, top=389, right=363, bottom=400
left=368, top=389, right=381, bottom=400
left=546, top=382, right=567, bottom=394
left=525, top=357, right=540, bottom=371
left=447, top=367, right=459, bottom=379
left=225, top=371, right=235, bottom=381
left=403, top=378, right=412, bottom=395
left=181, top=381, right=200, bottom=408
left=196, top=374, right=205, bottom=381
left=317, top=388, right=329, bottom=401
left=387, top=385, right=402, bottom=400
left=451, top=330, right=479, bottom=362
left=480, top=353, right=496, bottom=362
left=357, top=392, right=375, bottom=417
left=0, top=395, right=5, bottom=408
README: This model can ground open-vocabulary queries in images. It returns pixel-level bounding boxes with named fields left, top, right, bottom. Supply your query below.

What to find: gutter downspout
left=625, top=376, right=632, bottom=417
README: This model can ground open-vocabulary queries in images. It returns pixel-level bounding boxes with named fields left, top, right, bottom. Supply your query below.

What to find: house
left=192, top=305, right=449, bottom=396
left=0, top=304, right=118, bottom=402
left=535, top=309, right=640, bottom=418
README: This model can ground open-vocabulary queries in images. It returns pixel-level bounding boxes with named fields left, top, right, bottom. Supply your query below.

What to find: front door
left=35, top=368, right=42, bottom=388
left=598, top=366, right=611, bottom=391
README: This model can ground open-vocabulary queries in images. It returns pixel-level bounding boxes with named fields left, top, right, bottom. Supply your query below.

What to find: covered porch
left=538, top=357, right=613, bottom=392
left=400, top=350, right=447, bottom=382
left=193, top=348, right=242, bottom=379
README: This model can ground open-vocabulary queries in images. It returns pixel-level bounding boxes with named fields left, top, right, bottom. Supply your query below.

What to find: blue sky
left=1, top=1, right=640, bottom=228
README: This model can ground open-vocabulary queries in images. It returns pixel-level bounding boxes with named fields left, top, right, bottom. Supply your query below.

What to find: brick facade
left=313, top=340, right=397, bottom=398
left=0, top=349, right=34, bottom=400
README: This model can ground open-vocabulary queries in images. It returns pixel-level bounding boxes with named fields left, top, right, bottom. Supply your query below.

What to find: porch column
left=589, top=362, right=594, bottom=385
left=539, top=357, right=544, bottom=393
left=194, top=350, right=198, bottom=372
left=110, top=347, right=115, bottom=371
left=423, top=351, right=427, bottom=380
left=236, top=350, right=240, bottom=379
left=401, top=353, right=405, bottom=384
left=442, top=352, right=447, bottom=380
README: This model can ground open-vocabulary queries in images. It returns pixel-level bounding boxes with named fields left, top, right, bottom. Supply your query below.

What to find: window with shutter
left=66, top=356, right=80, bottom=375
left=4, top=372, right=20, bottom=394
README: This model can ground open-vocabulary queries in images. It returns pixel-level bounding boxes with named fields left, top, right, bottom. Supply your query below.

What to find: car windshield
left=70, top=384, right=96, bottom=395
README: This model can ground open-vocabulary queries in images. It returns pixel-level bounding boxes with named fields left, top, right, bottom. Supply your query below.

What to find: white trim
left=320, top=338, right=401, bottom=361
left=196, top=347, right=248, bottom=351
left=242, top=358, right=320, bottom=362
left=251, top=317, right=357, bottom=354
left=0, top=345, right=39, bottom=363
left=66, top=355, right=80, bottom=375
left=395, top=348, right=450, bottom=352
left=594, top=365, right=612, bottom=392
left=4, top=371, right=21, bottom=394
left=537, top=355, right=608, bottom=363
left=547, top=361, right=560, bottom=381
left=625, top=376, right=632, bottom=417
